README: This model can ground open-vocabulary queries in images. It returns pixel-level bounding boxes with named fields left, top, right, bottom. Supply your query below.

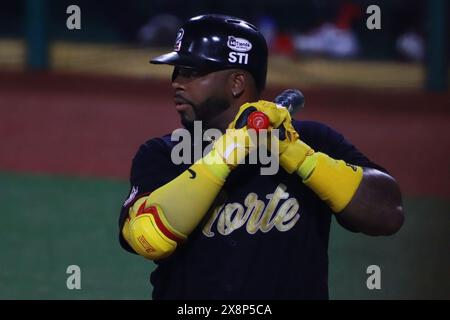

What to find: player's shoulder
left=133, top=133, right=175, bottom=163
left=292, top=120, right=344, bottom=150
left=141, top=133, right=175, bottom=151
left=292, top=119, right=339, bottom=135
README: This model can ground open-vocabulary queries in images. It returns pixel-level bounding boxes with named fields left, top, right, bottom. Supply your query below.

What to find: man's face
left=172, top=66, right=232, bottom=131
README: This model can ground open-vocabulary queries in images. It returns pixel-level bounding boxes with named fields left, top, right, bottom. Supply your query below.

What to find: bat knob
left=247, top=111, right=269, bottom=132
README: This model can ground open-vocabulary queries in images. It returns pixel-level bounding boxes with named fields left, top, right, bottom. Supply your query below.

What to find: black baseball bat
left=273, top=88, right=305, bottom=116
left=245, top=88, right=305, bottom=130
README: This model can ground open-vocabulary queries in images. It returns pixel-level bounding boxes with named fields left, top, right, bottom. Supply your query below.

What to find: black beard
left=181, top=96, right=230, bottom=132
left=181, top=117, right=195, bottom=133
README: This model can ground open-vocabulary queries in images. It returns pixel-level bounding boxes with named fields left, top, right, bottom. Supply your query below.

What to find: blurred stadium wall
left=0, top=0, right=448, bottom=299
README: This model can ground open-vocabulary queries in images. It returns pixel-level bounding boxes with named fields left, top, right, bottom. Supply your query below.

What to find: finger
left=234, top=106, right=257, bottom=129
left=278, top=125, right=286, bottom=141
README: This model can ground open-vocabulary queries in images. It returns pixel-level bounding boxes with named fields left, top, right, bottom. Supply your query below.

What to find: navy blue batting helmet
left=151, top=14, right=268, bottom=90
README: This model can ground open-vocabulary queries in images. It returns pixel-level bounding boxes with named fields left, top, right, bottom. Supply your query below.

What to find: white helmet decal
left=174, top=28, right=184, bottom=52
left=227, top=36, right=252, bottom=52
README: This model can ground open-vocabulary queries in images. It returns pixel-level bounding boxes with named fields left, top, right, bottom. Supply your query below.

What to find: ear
left=229, top=71, right=246, bottom=98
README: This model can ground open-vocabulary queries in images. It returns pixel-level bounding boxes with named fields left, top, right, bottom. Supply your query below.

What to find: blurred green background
left=0, top=0, right=448, bottom=300
left=1, top=172, right=448, bottom=299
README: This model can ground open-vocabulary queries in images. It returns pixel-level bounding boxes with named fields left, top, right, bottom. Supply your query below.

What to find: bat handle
left=247, top=111, right=269, bottom=132
left=246, top=89, right=303, bottom=131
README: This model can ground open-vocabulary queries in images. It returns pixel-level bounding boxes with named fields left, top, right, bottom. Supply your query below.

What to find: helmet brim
left=150, top=52, right=200, bottom=68
left=150, top=51, right=224, bottom=70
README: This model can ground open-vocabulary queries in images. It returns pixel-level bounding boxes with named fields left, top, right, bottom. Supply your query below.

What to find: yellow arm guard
left=122, top=198, right=186, bottom=260
left=269, top=124, right=363, bottom=213
left=298, top=152, right=364, bottom=213
left=145, top=149, right=230, bottom=235
left=121, top=148, right=231, bottom=260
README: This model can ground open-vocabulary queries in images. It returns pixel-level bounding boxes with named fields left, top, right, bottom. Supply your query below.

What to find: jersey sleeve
left=118, top=136, right=180, bottom=253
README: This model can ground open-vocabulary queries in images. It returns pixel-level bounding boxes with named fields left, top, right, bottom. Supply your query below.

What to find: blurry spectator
left=293, top=23, right=360, bottom=58
left=293, top=1, right=362, bottom=58
left=396, top=31, right=424, bottom=62
left=257, top=15, right=277, bottom=50
left=4, top=0, right=433, bottom=61
left=138, top=14, right=181, bottom=46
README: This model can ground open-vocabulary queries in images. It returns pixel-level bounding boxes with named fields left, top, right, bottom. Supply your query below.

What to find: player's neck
left=205, top=106, right=237, bottom=132
left=203, top=89, right=260, bottom=132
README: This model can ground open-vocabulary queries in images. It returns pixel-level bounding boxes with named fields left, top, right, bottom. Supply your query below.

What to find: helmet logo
left=174, top=28, right=184, bottom=52
left=227, top=36, right=252, bottom=52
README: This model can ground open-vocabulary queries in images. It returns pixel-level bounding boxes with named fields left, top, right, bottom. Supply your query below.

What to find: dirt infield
left=0, top=71, right=449, bottom=197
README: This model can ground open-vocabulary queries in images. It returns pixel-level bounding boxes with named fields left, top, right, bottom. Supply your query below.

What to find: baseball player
left=118, top=14, right=404, bottom=299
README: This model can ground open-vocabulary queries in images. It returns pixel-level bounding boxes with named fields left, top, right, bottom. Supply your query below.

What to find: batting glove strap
left=279, top=139, right=315, bottom=173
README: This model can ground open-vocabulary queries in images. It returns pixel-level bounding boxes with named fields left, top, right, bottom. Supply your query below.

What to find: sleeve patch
left=123, top=186, right=139, bottom=207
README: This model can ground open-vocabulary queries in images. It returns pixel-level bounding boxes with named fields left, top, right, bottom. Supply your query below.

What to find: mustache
left=174, top=94, right=194, bottom=106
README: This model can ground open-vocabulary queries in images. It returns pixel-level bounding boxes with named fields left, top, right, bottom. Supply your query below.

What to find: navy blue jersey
left=118, top=120, right=386, bottom=300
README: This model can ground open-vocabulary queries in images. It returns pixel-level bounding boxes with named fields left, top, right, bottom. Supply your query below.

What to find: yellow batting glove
left=212, top=128, right=256, bottom=169
left=229, top=100, right=291, bottom=130
left=228, top=100, right=311, bottom=173
left=260, top=113, right=313, bottom=174
left=277, top=137, right=315, bottom=174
